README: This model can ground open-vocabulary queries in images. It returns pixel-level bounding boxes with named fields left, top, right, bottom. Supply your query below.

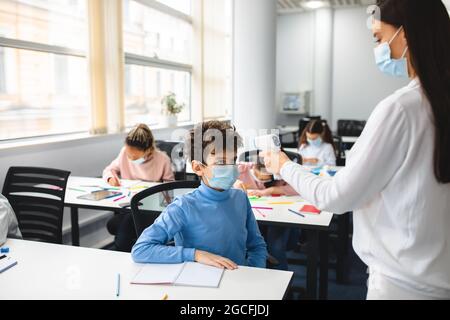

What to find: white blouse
left=281, top=78, right=450, bottom=298
left=0, top=194, right=22, bottom=246
left=298, top=142, right=336, bottom=167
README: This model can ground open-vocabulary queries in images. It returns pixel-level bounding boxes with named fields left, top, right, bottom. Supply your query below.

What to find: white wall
left=331, top=8, right=409, bottom=128
left=233, top=0, right=277, bottom=131
left=276, top=7, right=410, bottom=130
left=276, top=12, right=315, bottom=126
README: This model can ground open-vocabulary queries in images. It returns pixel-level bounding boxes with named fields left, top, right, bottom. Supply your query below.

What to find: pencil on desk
left=114, top=195, right=126, bottom=202
left=251, top=206, right=273, bottom=210
left=116, top=273, right=121, bottom=297
left=255, top=209, right=267, bottom=218
left=288, top=209, right=305, bottom=218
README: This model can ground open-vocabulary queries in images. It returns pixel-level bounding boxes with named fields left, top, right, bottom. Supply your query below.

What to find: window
left=157, top=0, right=191, bottom=15
left=0, top=0, right=89, bottom=140
left=0, top=46, right=5, bottom=93
left=123, top=0, right=192, bottom=128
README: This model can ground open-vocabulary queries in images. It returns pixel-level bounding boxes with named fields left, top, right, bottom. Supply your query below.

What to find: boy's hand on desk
left=194, top=250, right=238, bottom=270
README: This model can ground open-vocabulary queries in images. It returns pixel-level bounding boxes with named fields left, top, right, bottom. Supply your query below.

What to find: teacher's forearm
left=280, top=162, right=352, bottom=214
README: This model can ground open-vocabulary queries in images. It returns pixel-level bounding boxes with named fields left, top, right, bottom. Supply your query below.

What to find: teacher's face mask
left=374, top=26, right=409, bottom=78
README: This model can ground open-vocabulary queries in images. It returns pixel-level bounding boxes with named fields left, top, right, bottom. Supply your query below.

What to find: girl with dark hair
left=298, top=120, right=336, bottom=167
left=263, top=0, right=450, bottom=299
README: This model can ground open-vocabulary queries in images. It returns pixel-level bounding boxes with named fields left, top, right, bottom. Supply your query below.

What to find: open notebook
left=0, top=255, right=18, bottom=273
left=131, top=262, right=224, bottom=288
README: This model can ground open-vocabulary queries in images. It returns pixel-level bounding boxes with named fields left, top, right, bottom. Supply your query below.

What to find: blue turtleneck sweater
left=131, top=182, right=267, bottom=268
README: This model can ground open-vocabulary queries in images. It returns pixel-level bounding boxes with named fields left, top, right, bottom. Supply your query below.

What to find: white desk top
left=341, top=136, right=359, bottom=144
left=65, top=176, right=160, bottom=210
left=251, top=196, right=333, bottom=228
left=65, top=176, right=333, bottom=228
left=0, top=239, right=293, bottom=300
left=283, top=148, right=300, bottom=154
left=277, top=126, right=299, bottom=134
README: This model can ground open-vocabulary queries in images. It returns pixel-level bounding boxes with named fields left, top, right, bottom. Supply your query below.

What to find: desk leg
left=336, top=213, right=351, bottom=284
left=319, top=231, right=329, bottom=300
left=71, top=207, right=80, bottom=247
left=306, top=230, right=318, bottom=300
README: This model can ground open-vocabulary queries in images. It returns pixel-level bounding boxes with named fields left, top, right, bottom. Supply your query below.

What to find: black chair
left=2, top=167, right=71, bottom=244
left=156, top=140, right=187, bottom=181
left=279, top=131, right=299, bottom=149
left=332, top=135, right=346, bottom=166
left=239, top=149, right=302, bottom=166
left=337, top=120, right=366, bottom=137
left=130, top=180, right=200, bottom=237
left=283, top=150, right=303, bottom=165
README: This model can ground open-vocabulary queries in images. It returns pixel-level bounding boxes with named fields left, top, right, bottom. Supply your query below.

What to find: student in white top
left=0, top=194, right=22, bottom=246
left=263, top=0, right=450, bottom=299
left=298, top=120, right=336, bottom=167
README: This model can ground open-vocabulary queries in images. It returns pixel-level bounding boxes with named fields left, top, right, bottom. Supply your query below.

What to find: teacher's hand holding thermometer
left=253, top=135, right=291, bottom=176
left=253, top=134, right=289, bottom=179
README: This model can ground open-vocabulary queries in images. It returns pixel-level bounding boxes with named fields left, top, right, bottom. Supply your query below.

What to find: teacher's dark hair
left=374, top=0, right=450, bottom=183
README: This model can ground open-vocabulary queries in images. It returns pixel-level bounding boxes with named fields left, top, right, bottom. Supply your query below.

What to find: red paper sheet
left=300, top=205, right=321, bottom=214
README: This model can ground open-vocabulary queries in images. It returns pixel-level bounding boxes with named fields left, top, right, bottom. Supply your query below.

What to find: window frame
left=123, top=0, right=194, bottom=128
left=0, top=34, right=90, bottom=141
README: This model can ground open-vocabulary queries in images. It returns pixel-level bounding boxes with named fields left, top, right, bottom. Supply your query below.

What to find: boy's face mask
left=204, top=164, right=240, bottom=191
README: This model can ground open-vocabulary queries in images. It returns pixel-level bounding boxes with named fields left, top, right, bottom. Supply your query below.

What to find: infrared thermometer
left=253, top=134, right=282, bottom=179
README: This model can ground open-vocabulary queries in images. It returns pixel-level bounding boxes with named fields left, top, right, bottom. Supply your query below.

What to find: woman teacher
left=264, top=0, right=450, bottom=300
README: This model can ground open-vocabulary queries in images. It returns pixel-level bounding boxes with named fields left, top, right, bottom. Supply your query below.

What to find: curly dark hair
left=185, top=121, right=243, bottom=164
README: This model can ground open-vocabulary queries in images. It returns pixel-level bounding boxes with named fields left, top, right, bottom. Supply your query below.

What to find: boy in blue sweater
left=132, top=121, right=267, bottom=269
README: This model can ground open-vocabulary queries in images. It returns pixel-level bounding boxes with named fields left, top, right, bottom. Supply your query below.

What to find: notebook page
left=131, top=263, right=184, bottom=285
left=174, top=262, right=224, bottom=288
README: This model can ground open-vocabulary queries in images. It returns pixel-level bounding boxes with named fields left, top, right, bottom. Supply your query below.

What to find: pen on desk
left=251, top=206, right=273, bottom=210
left=106, top=193, right=123, bottom=200
left=255, top=209, right=266, bottom=218
left=68, top=188, right=86, bottom=193
left=114, top=195, right=127, bottom=202
left=116, top=273, right=121, bottom=297
left=288, top=209, right=305, bottom=218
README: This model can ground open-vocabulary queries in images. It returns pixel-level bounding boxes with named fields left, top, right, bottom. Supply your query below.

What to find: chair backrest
left=283, top=150, right=303, bottom=165
left=332, top=135, right=346, bottom=166
left=156, top=140, right=186, bottom=181
left=337, top=120, right=366, bottom=137
left=238, top=149, right=262, bottom=164
left=2, top=167, right=71, bottom=244
left=130, top=180, right=201, bottom=237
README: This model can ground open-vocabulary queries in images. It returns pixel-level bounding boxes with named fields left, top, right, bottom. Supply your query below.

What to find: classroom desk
left=250, top=196, right=333, bottom=300
left=341, top=136, right=358, bottom=144
left=0, top=239, right=293, bottom=300
left=65, top=178, right=334, bottom=300
left=65, top=177, right=161, bottom=246
left=277, top=126, right=299, bottom=135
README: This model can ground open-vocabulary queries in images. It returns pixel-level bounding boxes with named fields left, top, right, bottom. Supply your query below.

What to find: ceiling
left=278, top=0, right=377, bottom=14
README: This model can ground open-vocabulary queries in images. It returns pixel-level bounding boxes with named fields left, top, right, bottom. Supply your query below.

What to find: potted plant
left=161, top=92, right=185, bottom=127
